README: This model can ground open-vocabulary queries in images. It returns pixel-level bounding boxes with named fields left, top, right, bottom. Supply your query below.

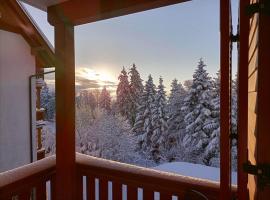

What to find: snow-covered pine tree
left=150, top=77, right=168, bottom=162
left=183, top=80, right=193, bottom=91
left=167, top=79, right=178, bottom=114
left=129, top=64, right=144, bottom=126
left=231, top=73, right=238, bottom=140
left=116, top=67, right=131, bottom=119
left=165, top=80, right=187, bottom=161
left=99, top=86, right=111, bottom=112
left=167, top=79, right=186, bottom=133
left=203, top=70, right=221, bottom=167
left=88, top=91, right=98, bottom=113
left=132, top=89, right=145, bottom=135
left=231, top=73, right=238, bottom=171
left=181, top=59, right=215, bottom=164
left=134, top=75, right=156, bottom=152
left=41, top=83, right=55, bottom=120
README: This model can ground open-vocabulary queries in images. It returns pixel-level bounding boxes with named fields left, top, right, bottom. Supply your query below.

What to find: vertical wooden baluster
left=87, top=176, right=96, bottom=200
left=127, top=185, right=137, bottom=200
left=19, top=190, right=31, bottom=200
left=99, top=178, right=108, bottom=200
left=175, top=192, right=185, bottom=200
left=113, top=181, right=122, bottom=200
left=50, top=176, right=56, bottom=200
left=36, top=181, right=47, bottom=200
left=76, top=174, right=83, bottom=200
left=143, top=189, right=154, bottom=200
left=160, top=192, right=172, bottom=200
left=0, top=193, right=13, bottom=200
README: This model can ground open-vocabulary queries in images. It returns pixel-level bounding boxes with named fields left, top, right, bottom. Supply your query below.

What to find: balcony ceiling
left=20, top=0, right=190, bottom=26
left=20, top=0, right=69, bottom=11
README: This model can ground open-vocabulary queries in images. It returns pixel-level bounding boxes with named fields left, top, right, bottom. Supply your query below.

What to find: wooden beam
left=48, top=0, right=189, bottom=26
left=220, top=0, right=231, bottom=199
left=257, top=0, right=270, bottom=197
left=0, top=0, right=55, bottom=67
left=238, top=0, right=249, bottom=199
left=54, top=21, right=76, bottom=200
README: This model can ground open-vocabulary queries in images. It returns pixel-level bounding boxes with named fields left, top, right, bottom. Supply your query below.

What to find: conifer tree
left=165, top=79, right=186, bottom=161
left=183, top=80, right=193, bottom=91
left=231, top=74, right=238, bottom=170
left=167, top=79, right=179, bottom=114
left=116, top=67, right=131, bottom=119
left=150, top=77, right=168, bottom=162
left=134, top=75, right=156, bottom=152
left=181, top=59, right=214, bottom=163
left=231, top=73, right=238, bottom=139
left=41, top=83, right=55, bottom=120
left=99, top=86, right=111, bottom=112
left=203, top=70, right=221, bottom=166
left=167, top=79, right=186, bottom=133
left=129, top=64, right=144, bottom=125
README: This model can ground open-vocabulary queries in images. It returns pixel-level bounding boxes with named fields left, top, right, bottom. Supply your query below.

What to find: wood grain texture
left=248, top=70, right=258, bottom=92
left=55, top=22, right=76, bottom=200
left=112, top=182, right=122, bottom=200
left=87, top=177, right=95, bottom=200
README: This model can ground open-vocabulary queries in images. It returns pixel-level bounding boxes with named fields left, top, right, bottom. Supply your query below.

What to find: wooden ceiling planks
left=47, top=0, right=190, bottom=26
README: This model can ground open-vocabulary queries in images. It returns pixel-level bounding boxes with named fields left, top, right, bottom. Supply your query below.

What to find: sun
left=98, top=70, right=115, bottom=82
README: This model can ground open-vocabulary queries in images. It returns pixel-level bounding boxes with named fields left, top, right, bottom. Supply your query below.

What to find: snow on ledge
left=0, top=155, right=55, bottom=188
left=154, top=162, right=237, bottom=185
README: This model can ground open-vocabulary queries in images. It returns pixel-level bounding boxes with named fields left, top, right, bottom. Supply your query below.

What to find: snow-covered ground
left=154, top=161, right=237, bottom=185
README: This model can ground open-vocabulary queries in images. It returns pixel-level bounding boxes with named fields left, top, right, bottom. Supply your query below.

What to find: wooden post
left=238, top=0, right=249, bottom=199
left=257, top=1, right=270, bottom=198
left=220, top=0, right=231, bottom=199
left=53, top=19, right=76, bottom=200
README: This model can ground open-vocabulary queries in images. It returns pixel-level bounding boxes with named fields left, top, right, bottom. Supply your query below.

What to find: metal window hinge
left=243, top=162, right=270, bottom=189
left=230, top=34, right=239, bottom=43
left=246, top=2, right=270, bottom=16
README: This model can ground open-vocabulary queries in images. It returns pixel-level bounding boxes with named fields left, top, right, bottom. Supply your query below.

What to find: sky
left=22, top=0, right=239, bottom=93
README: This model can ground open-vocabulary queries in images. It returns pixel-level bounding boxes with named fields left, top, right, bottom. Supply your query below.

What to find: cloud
left=43, top=67, right=118, bottom=94
left=75, top=67, right=117, bottom=90
left=75, top=76, right=100, bottom=89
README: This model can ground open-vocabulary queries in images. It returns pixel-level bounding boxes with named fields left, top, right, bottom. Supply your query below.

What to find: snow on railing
left=0, top=155, right=55, bottom=199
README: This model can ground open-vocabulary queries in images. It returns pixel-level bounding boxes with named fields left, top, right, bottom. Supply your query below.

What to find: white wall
left=0, top=29, right=36, bottom=172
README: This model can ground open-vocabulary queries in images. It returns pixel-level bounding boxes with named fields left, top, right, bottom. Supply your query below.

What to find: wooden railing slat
left=76, top=174, right=83, bottom=200
left=19, top=190, right=31, bottom=200
left=99, top=179, right=108, bottom=200
left=175, top=192, right=185, bottom=200
left=113, top=181, right=122, bottom=200
left=143, top=189, right=154, bottom=200
left=160, top=192, right=172, bottom=200
left=127, top=185, right=137, bottom=200
left=50, top=175, right=56, bottom=200
left=36, top=181, right=47, bottom=200
left=87, top=176, right=95, bottom=200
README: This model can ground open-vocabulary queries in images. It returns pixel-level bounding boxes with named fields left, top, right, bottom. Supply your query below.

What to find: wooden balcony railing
left=0, top=153, right=237, bottom=200
left=0, top=155, right=55, bottom=200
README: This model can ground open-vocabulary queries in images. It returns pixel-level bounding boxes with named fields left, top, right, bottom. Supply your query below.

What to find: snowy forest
left=41, top=58, right=238, bottom=171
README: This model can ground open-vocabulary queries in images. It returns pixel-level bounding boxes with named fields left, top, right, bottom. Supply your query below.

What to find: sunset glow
left=76, top=67, right=116, bottom=83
